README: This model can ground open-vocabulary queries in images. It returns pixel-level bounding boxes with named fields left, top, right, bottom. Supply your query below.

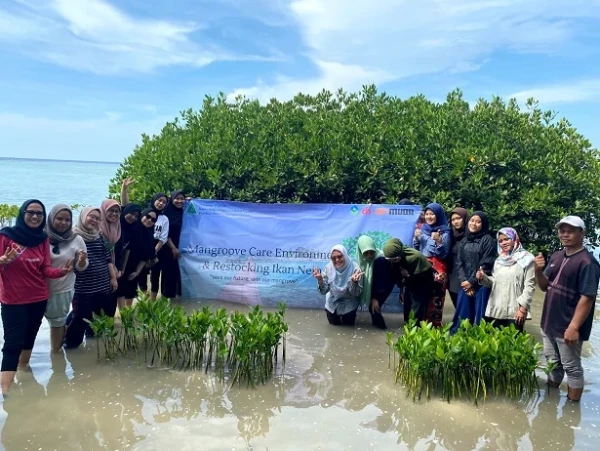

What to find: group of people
left=313, top=203, right=600, bottom=402
left=0, top=192, right=598, bottom=402
left=0, top=180, right=185, bottom=394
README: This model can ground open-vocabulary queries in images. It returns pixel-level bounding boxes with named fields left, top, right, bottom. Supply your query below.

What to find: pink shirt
left=0, top=235, right=64, bottom=305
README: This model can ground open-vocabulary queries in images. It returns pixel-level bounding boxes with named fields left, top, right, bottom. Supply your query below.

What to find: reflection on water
left=0, top=295, right=599, bottom=451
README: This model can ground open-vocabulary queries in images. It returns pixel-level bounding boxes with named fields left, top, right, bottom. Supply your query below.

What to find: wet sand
left=0, top=294, right=598, bottom=451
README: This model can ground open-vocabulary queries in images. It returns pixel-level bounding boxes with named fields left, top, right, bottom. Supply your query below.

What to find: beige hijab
left=74, top=207, right=101, bottom=242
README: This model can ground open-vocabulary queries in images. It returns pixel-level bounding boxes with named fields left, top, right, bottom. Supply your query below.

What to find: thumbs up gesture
left=534, top=253, right=546, bottom=272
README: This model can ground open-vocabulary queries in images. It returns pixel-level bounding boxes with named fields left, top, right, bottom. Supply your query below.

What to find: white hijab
left=322, top=244, right=357, bottom=297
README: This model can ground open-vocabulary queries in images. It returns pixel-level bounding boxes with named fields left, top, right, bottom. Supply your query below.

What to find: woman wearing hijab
left=0, top=200, right=71, bottom=394
left=312, top=245, right=363, bottom=326
left=138, top=193, right=170, bottom=300
left=161, top=190, right=185, bottom=299
left=476, top=228, right=535, bottom=332
left=64, top=207, right=118, bottom=349
left=45, top=204, right=89, bottom=352
left=451, top=211, right=497, bottom=334
left=99, top=199, right=124, bottom=275
left=356, top=235, right=387, bottom=329
left=116, top=203, right=142, bottom=309
left=382, top=238, right=435, bottom=323
left=116, top=208, right=158, bottom=308
left=413, top=202, right=452, bottom=326
left=447, top=207, right=468, bottom=308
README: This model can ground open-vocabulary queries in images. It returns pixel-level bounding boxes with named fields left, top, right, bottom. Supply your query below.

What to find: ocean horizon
left=0, top=156, right=120, bottom=165
left=0, top=158, right=121, bottom=213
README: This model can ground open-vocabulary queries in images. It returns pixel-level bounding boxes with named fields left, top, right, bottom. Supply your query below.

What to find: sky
left=1, top=0, right=600, bottom=163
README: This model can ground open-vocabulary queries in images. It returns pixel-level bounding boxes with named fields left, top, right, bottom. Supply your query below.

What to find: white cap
left=555, top=215, right=585, bottom=230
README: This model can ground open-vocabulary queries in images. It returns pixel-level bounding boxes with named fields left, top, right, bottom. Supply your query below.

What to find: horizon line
left=0, top=156, right=120, bottom=165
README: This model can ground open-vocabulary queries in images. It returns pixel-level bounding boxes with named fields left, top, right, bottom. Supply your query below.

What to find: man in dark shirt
left=535, top=215, right=600, bottom=402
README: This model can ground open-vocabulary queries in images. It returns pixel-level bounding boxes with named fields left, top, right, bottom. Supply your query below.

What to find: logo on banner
left=350, top=205, right=359, bottom=215
left=186, top=203, right=198, bottom=215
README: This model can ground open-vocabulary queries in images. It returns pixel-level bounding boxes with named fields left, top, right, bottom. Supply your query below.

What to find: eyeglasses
left=331, top=255, right=344, bottom=262
left=106, top=209, right=120, bottom=215
left=25, top=210, right=44, bottom=217
left=145, top=215, right=157, bottom=223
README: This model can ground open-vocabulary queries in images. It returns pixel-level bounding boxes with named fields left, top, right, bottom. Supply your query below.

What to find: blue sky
left=1, top=0, right=600, bottom=163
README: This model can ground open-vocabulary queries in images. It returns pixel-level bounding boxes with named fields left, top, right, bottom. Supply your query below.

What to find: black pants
left=160, top=248, right=181, bottom=299
left=448, top=290, right=459, bottom=308
left=1, top=300, right=47, bottom=372
left=326, top=308, right=358, bottom=326
left=373, top=260, right=435, bottom=324
left=484, top=317, right=524, bottom=333
left=370, top=257, right=391, bottom=328
left=139, top=249, right=181, bottom=299
left=65, top=292, right=116, bottom=349
left=404, top=269, right=435, bottom=323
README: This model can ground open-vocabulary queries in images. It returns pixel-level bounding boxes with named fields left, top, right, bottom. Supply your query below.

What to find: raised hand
left=312, top=266, right=323, bottom=284
left=351, top=268, right=363, bottom=283
left=77, top=250, right=87, bottom=266
left=0, top=247, right=17, bottom=265
left=121, top=177, right=135, bottom=188
left=534, top=253, right=546, bottom=272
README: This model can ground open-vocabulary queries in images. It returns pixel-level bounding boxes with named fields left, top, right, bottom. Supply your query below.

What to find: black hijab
left=139, top=208, right=158, bottom=260
left=149, top=193, right=168, bottom=215
left=466, top=211, right=490, bottom=241
left=0, top=199, right=48, bottom=248
left=120, top=203, right=142, bottom=245
left=164, top=190, right=185, bottom=229
left=450, top=207, right=469, bottom=241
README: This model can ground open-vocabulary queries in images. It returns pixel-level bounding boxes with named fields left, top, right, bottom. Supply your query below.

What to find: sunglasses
left=25, top=210, right=44, bottom=217
left=145, top=215, right=157, bottom=223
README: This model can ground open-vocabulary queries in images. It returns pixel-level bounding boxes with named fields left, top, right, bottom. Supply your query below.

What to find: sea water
left=0, top=157, right=119, bottom=212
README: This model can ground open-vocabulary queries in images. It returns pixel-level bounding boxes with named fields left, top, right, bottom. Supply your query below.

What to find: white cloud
left=0, top=0, right=275, bottom=75
left=228, top=60, right=393, bottom=103
left=231, top=0, right=600, bottom=102
left=509, top=79, right=600, bottom=105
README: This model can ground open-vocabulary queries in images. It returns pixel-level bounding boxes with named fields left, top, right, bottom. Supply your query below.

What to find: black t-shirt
left=540, top=249, right=600, bottom=341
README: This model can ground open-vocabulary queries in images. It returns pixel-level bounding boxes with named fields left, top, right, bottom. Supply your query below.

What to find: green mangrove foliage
left=109, top=85, right=600, bottom=251
left=0, top=204, right=19, bottom=228
left=87, top=294, right=288, bottom=387
left=387, top=319, right=553, bottom=404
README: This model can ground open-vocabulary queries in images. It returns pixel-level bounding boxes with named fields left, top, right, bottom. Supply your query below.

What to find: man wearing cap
left=535, top=215, right=600, bottom=401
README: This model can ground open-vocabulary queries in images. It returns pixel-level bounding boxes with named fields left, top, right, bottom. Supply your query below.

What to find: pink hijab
left=99, top=199, right=122, bottom=250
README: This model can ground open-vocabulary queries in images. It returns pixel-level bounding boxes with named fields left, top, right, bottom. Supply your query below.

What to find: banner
left=179, top=200, right=420, bottom=310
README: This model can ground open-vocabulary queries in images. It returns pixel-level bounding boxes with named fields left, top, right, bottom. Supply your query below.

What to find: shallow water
left=0, top=295, right=598, bottom=451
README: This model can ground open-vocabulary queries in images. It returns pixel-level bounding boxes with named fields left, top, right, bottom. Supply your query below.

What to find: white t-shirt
left=48, top=235, right=89, bottom=294
left=154, top=215, right=170, bottom=244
